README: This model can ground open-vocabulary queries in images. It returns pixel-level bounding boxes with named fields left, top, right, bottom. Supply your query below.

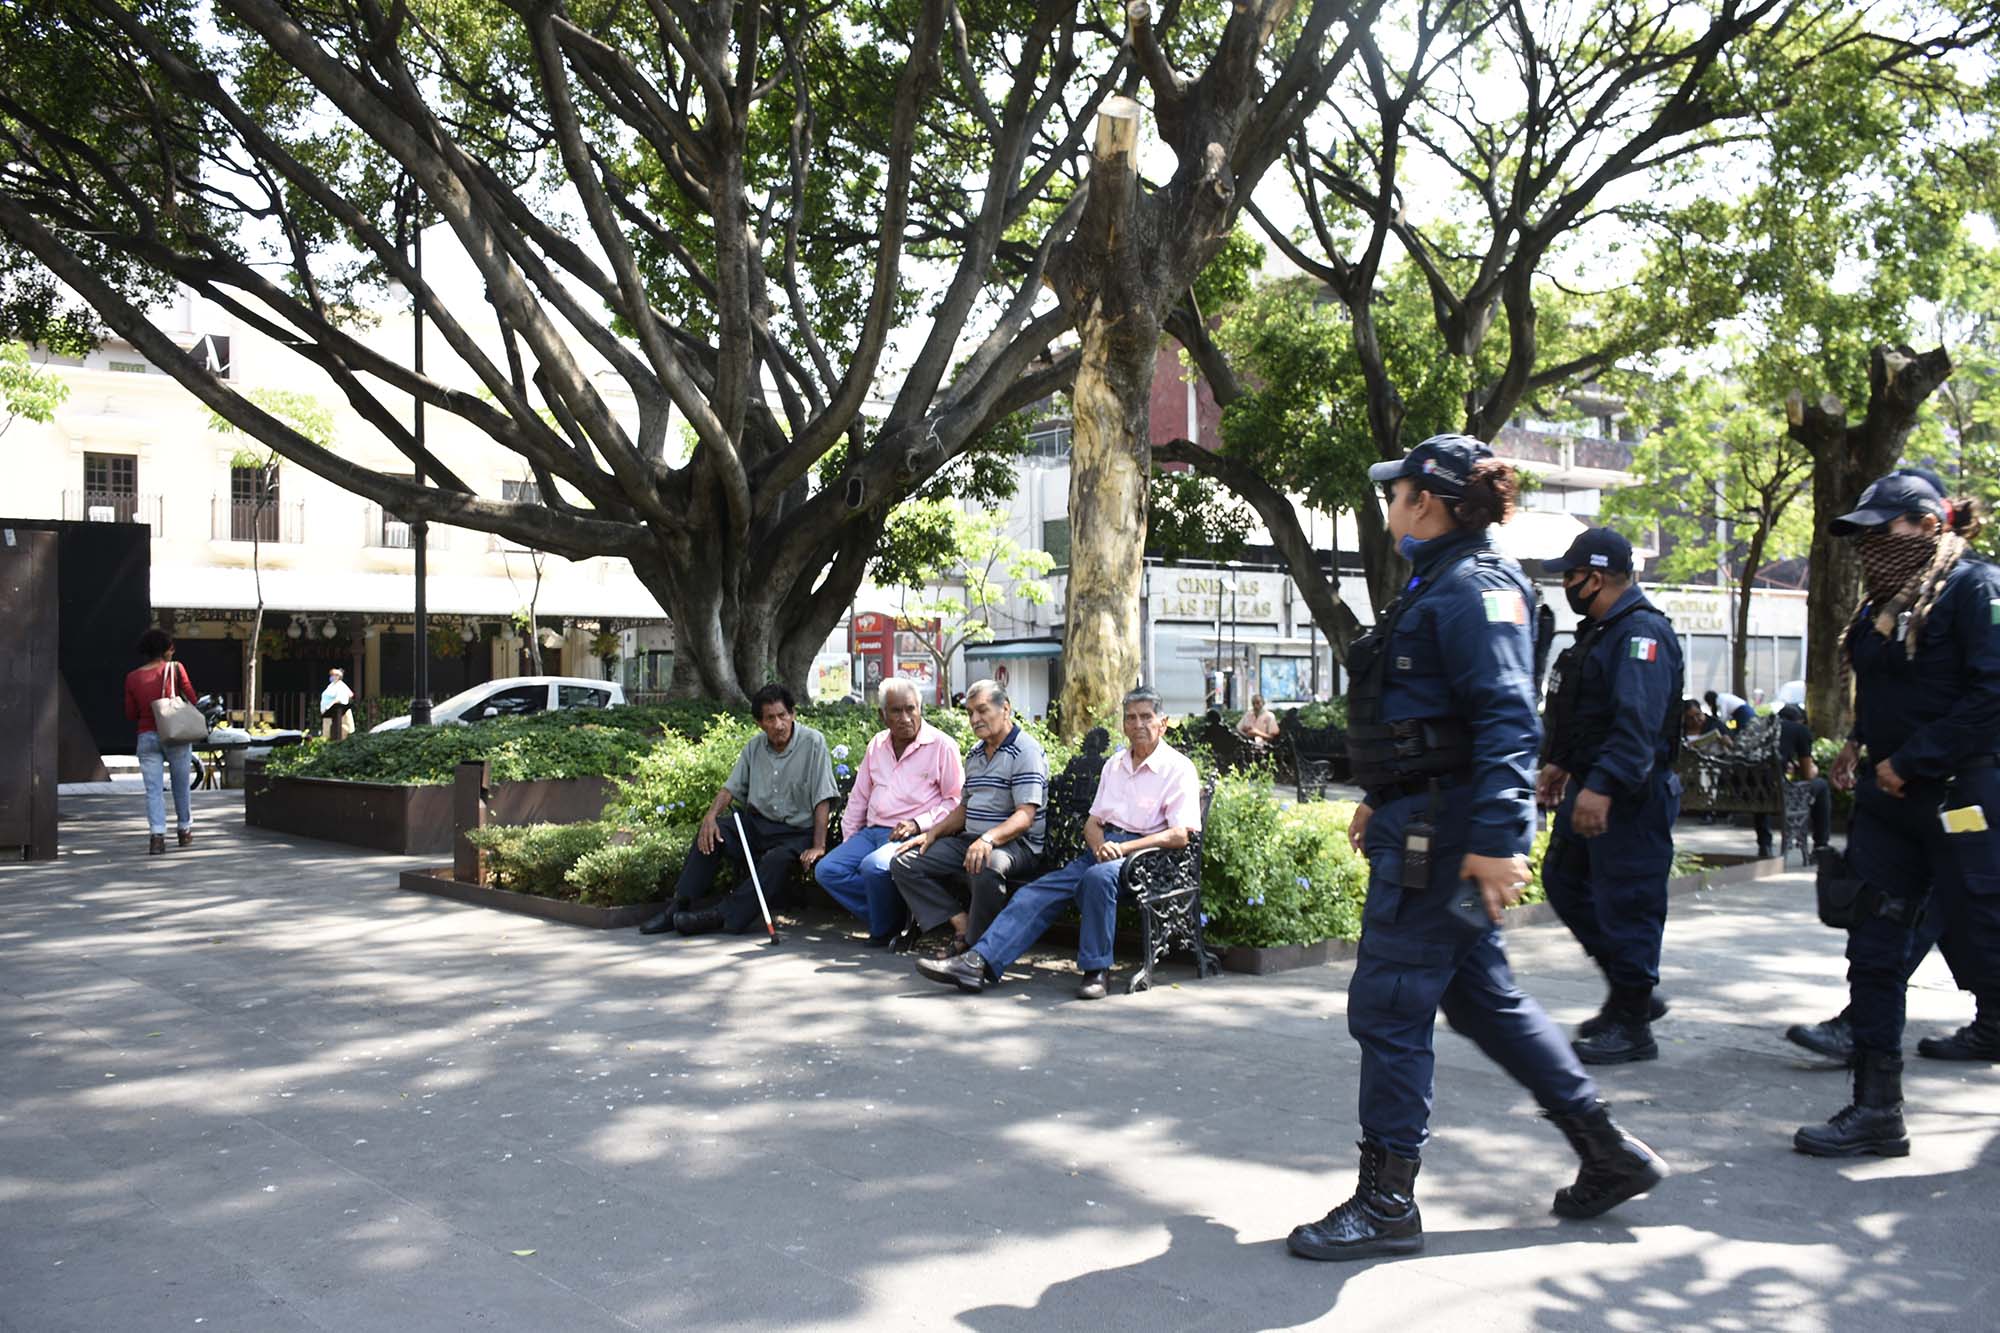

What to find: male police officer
left=1537, top=529, right=1684, bottom=1065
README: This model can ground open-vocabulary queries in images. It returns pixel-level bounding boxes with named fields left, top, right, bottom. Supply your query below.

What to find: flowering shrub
left=1200, top=778, right=1369, bottom=948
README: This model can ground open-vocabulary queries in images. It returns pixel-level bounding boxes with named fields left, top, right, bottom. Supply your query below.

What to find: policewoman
left=1537, top=529, right=1684, bottom=1065
left=1289, top=436, right=1667, bottom=1264
left=1797, top=469, right=2000, bottom=1156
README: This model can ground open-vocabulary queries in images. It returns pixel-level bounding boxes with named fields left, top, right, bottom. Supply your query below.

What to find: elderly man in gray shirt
left=891, top=679, right=1048, bottom=953
left=641, top=683, right=840, bottom=938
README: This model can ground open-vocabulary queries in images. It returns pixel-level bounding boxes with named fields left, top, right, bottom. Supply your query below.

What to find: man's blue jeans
left=975, top=829, right=1139, bottom=975
left=814, top=825, right=908, bottom=937
left=136, top=731, right=193, bottom=836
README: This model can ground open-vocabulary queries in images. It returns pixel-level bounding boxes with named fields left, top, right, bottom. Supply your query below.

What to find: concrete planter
left=1215, top=855, right=1790, bottom=976
left=245, top=766, right=615, bottom=854
left=397, top=867, right=657, bottom=929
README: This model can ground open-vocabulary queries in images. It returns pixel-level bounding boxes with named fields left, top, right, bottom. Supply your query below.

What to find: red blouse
left=124, top=661, right=198, bottom=735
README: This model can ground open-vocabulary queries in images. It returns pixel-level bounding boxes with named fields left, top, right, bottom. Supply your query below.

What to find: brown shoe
left=176, top=828, right=193, bottom=848
left=148, top=834, right=166, bottom=855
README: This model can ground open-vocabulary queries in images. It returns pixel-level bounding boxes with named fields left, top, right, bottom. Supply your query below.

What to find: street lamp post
left=408, top=198, right=432, bottom=727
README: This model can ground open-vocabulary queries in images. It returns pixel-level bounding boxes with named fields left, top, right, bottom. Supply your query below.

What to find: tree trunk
left=1054, top=98, right=1153, bottom=739
left=1732, top=523, right=1767, bottom=699
left=1788, top=345, right=1953, bottom=737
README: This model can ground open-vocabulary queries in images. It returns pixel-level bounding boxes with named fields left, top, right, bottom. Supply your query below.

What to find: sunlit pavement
left=2, top=793, right=1994, bottom=1331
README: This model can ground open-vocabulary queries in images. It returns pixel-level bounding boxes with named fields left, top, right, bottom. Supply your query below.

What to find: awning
left=964, top=639, right=1063, bottom=660
left=151, top=565, right=668, bottom=620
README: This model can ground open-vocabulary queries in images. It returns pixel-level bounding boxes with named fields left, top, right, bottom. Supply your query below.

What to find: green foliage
left=1148, top=471, right=1254, bottom=563
left=1200, top=781, right=1369, bottom=948
left=468, top=820, right=616, bottom=897
left=1602, top=378, right=1814, bottom=585
left=0, top=341, right=67, bottom=436
left=566, top=829, right=687, bottom=907
left=1191, top=227, right=1266, bottom=315
left=872, top=504, right=1054, bottom=695
left=208, top=387, right=336, bottom=456
left=266, top=708, right=673, bottom=785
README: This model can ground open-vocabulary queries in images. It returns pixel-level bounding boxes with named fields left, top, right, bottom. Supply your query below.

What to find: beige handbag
left=151, top=662, right=207, bottom=744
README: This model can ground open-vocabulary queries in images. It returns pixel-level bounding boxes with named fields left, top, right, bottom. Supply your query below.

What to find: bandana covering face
left=1852, top=526, right=1966, bottom=661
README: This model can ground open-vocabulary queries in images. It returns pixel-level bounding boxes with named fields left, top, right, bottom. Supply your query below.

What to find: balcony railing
left=212, top=497, right=304, bottom=543
left=63, top=490, right=161, bottom=533
left=360, top=503, right=447, bottom=550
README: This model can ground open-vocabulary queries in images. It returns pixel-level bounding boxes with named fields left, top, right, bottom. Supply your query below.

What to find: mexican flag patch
left=1628, top=637, right=1660, bottom=662
left=1481, top=590, right=1526, bottom=624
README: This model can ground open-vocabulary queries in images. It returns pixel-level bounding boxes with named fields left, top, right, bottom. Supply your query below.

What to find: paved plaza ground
left=3, top=789, right=1996, bottom=1331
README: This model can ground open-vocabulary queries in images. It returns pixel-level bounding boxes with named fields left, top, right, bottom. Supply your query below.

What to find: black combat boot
left=1572, top=987, right=1659, bottom=1065
left=1793, top=1050, right=1909, bottom=1157
left=1287, top=1140, right=1424, bottom=1261
left=1915, top=1006, right=2000, bottom=1062
left=1547, top=1100, right=1669, bottom=1218
left=1577, top=989, right=1669, bottom=1039
left=1784, top=1011, right=1855, bottom=1064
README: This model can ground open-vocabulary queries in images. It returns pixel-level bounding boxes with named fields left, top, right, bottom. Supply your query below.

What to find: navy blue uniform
left=1844, top=557, right=2000, bottom=1056
left=1542, top=587, right=1684, bottom=990
left=1349, top=530, right=1597, bottom=1158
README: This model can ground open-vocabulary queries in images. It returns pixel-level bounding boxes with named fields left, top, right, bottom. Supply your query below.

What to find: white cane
left=731, top=809, right=783, bottom=946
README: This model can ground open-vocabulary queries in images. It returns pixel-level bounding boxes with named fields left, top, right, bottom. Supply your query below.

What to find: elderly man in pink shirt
left=816, top=678, right=965, bottom=943
left=918, top=685, right=1202, bottom=999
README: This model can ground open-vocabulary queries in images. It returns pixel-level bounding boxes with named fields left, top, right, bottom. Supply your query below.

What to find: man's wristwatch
left=977, top=832, right=996, bottom=847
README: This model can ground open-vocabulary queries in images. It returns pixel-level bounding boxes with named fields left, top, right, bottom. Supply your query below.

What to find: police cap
left=1366, top=433, right=1490, bottom=498
left=1829, top=469, right=1947, bottom=535
left=1541, top=527, right=1634, bottom=577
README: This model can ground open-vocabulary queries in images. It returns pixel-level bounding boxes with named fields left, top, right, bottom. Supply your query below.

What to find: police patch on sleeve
left=1481, top=589, right=1526, bottom=624
left=1628, top=637, right=1660, bottom=662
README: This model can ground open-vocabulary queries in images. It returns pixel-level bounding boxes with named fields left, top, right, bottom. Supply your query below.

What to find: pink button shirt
left=1090, top=740, right=1203, bottom=835
left=843, top=722, right=965, bottom=832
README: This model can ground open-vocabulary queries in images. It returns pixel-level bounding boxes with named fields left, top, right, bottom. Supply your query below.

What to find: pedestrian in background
left=124, top=627, right=198, bottom=854
left=320, top=668, right=356, bottom=740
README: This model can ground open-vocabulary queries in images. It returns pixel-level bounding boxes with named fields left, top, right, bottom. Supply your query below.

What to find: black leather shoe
left=1795, top=1051, right=1909, bottom=1157
left=639, top=904, right=685, bottom=935
left=916, top=950, right=991, bottom=993
left=1287, top=1141, right=1423, bottom=1261
left=673, top=907, right=726, bottom=936
left=1786, top=1013, right=1855, bottom=1063
left=864, top=932, right=896, bottom=948
left=1916, top=1016, right=2000, bottom=1062
left=1578, top=993, right=1669, bottom=1039
left=1547, top=1100, right=1669, bottom=1218
left=889, top=922, right=924, bottom=954
left=1573, top=1019, right=1658, bottom=1065
left=1078, top=969, right=1109, bottom=1000
left=147, top=834, right=166, bottom=855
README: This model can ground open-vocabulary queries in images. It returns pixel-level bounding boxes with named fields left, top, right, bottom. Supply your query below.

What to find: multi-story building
left=6, top=291, right=670, bottom=727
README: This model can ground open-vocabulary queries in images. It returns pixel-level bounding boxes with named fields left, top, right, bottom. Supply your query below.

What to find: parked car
left=369, top=676, right=626, bottom=731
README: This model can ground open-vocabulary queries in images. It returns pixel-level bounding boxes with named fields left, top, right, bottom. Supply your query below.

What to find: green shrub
left=566, top=829, right=686, bottom=906
left=1201, top=776, right=1369, bottom=948
left=467, top=820, right=615, bottom=897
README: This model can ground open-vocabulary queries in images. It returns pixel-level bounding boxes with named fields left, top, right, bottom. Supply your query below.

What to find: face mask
left=1564, top=575, right=1599, bottom=617
left=1397, top=534, right=1424, bottom=561
left=1856, top=529, right=1939, bottom=604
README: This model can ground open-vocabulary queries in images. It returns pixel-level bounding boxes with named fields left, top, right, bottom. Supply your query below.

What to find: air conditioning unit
left=88, top=506, right=116, bottom=522
left=383, top=520, right=411, bottom=547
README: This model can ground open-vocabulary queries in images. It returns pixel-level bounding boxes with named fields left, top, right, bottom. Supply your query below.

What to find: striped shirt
left=963, top=724, right=1049, bottom=855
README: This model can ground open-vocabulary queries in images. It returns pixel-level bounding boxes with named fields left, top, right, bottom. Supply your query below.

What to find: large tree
left=0, top=0, right=1371, bottom=709
left=1160, top=0, right=1996, bottom=640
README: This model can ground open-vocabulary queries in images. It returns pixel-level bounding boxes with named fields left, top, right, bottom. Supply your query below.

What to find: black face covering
left=1564, top=573, right=1600, bottom=618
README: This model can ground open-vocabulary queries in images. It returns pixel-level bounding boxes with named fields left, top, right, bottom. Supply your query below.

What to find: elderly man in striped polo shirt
left=891, top=679, right=1049, bottom=955
left=918, top=685, right=1202, bottom=1000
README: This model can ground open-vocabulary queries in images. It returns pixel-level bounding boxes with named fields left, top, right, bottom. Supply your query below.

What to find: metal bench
left=1043, top=727, right=1219, bottom=993
left=1281, top=710, right=1348, bottom=802
left=1674, top=716, right=1798, bottom=858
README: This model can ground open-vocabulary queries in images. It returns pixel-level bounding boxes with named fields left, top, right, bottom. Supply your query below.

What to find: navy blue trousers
left=1844, top=768, right=2000, bottom=1055
left=1348, top=794, right=1598, bottom=1158
left=1542, top=771, right=1681, bottom=990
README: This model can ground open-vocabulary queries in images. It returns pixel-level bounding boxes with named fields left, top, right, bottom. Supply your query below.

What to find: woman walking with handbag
left=124, top=627, right=202, bottom=854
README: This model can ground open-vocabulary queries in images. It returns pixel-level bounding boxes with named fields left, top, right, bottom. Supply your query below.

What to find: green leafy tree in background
left=0, top=340, right=67, bottom=438
left=1161, top=0, right=1996, bottom=654
left=876, top=503, right=1054, bottom=701
left=1602, top=380, right=1813, bottom=697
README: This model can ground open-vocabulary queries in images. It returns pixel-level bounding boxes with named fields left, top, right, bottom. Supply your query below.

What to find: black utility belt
left=1378, top=772, right=1473, bottom=803
left=1861, top=753, right=1999, bottom=778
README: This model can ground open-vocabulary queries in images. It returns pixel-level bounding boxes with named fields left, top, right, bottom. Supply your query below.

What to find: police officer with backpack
left=1537, top=529, right=1685, bottom=1065
left=1287, top=436, right=1667, bottom=1264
